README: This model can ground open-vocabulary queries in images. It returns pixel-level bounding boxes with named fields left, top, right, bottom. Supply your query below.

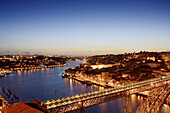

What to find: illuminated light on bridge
left=43, top=76, right=170, bottom=113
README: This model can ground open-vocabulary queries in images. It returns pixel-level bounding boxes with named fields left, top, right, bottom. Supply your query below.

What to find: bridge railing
left=43, top=75, right=170, bottom=110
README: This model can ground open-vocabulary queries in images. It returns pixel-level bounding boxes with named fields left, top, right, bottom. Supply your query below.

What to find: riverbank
left=8, top=63, right=68, bottom=71
left=0, top=63, right=68, bottom=78
left=0, top=61, right=169, bottom=113
left=70, top=76, right=114, bottom=88
left=0, top=61, right=86, bottom=103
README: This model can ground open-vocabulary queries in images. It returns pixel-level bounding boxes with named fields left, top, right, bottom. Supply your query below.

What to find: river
left=0, top=61, right=168, bottom=113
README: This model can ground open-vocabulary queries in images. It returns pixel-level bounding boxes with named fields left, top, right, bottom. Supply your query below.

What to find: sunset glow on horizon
left=0, top=0, right=170, bottom=55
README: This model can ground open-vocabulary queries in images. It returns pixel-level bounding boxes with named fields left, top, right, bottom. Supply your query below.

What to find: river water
left=0, top=61, right=168, bottom=113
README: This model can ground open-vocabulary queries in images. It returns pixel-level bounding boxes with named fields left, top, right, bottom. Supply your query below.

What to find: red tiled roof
left=4, top=101, right=44, bottom=113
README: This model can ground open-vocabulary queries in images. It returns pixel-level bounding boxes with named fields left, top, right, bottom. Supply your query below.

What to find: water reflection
left=0, top=61, right=168, bottom=113
left=131, top=94, right=142, bottom=112
left=131, top=94, right=137, bottom=107
left=99, top=103, right=107, bottom=113
left=70, top=79, right=73, bottom=93
left=17, top=71, right=21, bottom=76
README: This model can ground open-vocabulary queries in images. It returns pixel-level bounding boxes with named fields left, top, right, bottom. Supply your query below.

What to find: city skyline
left=0, top=0, right=170, bottom=55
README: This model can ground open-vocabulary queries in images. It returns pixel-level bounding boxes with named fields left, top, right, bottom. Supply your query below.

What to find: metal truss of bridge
left=121, top=91, right=133, bottom=113
left=43, top=76, right=170, bottom=113
left=135, top=84, right=170, bottom=113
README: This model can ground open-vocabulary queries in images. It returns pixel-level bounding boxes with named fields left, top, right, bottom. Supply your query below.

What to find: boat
left=0, top=74, right=5, bottom=78
left=7, top=89, right=12, bottom=95
left=2, top=86, right=6, bottom=93
left=5, top=92, right=10, bottom=98
left=61, top=73, right=69, bottom=78
left=13, top=93, right=19, bottom=100
left=6, top=71, right=13, bottom=75
left=61, top=74, right=66, bottom=78
left=11, top=97, right=14, bottom=101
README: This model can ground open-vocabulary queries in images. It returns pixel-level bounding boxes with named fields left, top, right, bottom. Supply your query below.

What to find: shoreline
left=64, top=75, right=114, bottom=88
left=0, top=63, right=68, bottom=77
left=9, top=63, right=68, bottom=71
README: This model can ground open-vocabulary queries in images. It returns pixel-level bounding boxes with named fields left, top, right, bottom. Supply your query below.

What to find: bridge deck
left=43, top=76, right=170, bottom=111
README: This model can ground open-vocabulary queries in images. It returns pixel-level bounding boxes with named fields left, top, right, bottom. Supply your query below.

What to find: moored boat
left=5, top=92, right=10, bottom=98
left=11, top=97, right=14, bottom=101
left=6, top=71, right=13, bottom=75
left=13, top=93, right=19, bottom=100
left=7, top=89, right=12, bottom=95
left=0, top=74, right=5, bottom=78
left=61, top=74, right=66, bottom=78
left=2, top=86, right=5, bottom=93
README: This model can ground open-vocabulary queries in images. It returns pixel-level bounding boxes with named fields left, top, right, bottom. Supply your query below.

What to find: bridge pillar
left=76, top=109, right=85, bottom=113
left=76, top=101, right=85, bottom=113
left=121, top=91, right=133, bottom=113
left=166, top=97, right=169, bottom=112
left=135, top=84, right=170, bottom=113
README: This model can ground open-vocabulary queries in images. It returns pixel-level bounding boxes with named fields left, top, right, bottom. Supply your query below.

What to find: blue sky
left=0, top=0, right=170, bottom=55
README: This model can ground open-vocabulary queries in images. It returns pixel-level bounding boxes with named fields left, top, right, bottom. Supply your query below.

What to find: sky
left=0, top=0, right=170, bottom=55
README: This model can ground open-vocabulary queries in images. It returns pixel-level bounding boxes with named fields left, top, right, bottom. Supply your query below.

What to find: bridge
left=135, top=84, right=170, bottom=113
left=43, top=76, right=170, bottom=113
